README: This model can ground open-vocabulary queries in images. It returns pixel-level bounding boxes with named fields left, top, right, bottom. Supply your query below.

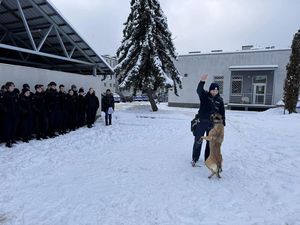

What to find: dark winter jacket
left=19, top=95, right=34, bottom=136
left=86, top=92, right=100, bottom=112
left=66, top=94, right=78, bottom=113
left=197, top=81, right=226, bottom=125
left=58, top=91, right=68, bottom=111
left=32, top=92, right=47, bottom=115
left=2, top=91, right=20, bottom=118
left=19, top=95, right=33, bottom=118
left=77, top=95, right=87, bottom=112
left=45, top=89, right=59, bottom=113
left=0, top=91, right=5, bottom=114
left=101, top=94, right=114, bottom=112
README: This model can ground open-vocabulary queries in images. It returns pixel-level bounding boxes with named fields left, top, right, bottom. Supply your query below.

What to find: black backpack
left=191, top=114, right=200, bottom=136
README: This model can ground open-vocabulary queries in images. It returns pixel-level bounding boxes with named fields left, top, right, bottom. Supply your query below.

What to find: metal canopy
left=0, top=0, right=113, bottom=75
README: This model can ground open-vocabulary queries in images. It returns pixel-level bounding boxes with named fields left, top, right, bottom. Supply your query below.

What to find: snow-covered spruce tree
left=115, top=0, right=182, bottom=111
left=284, top=30, right=300, bottom=114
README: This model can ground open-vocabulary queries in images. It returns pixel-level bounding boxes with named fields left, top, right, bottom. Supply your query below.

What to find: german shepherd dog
left=201, top=113, right=224, bottom=179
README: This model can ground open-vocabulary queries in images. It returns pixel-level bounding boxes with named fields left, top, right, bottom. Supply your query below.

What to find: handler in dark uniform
left=191, top=74, right=226, bottom=167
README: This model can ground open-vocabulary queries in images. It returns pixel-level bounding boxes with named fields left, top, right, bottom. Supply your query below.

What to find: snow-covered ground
left=0, top=103, right=300, bottom=225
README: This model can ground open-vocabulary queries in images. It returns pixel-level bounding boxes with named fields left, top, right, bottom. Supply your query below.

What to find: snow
left=229, top=65, right=279, bottom=70
left=276, top=98, right=300, bottom=112
left=1, top=102, right=300, bottom=225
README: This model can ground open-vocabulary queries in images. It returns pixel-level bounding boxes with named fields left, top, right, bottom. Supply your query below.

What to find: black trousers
left=35, top=113, right=48, bottom=138
left=86, top=110, right=97, bottom=127
left=105, top=112, right=112, bottom=125
left=192, top=121, right=212, bottom=162
left=20, top=115, right=33, bottom=141
left=2, top=114, right=19, bottom=144
left=77, top=111, right=86, bottom=127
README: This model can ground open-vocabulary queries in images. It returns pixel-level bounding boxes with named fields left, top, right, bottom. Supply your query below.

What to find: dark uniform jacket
left=197, top=81, right=226, bottom=125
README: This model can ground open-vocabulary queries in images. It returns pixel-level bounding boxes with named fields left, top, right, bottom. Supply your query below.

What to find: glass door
left=253, top=84, right=266, bottom=104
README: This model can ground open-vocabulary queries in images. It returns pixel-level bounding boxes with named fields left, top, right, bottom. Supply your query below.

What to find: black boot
left=6, top=141, right=12, bottom=148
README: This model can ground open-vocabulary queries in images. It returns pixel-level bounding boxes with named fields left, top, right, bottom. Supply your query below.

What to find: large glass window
left=231, top=76, right=243, bottom=95
left=214, top=76, right=224, bottom=95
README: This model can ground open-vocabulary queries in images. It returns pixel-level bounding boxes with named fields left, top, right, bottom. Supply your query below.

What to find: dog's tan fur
left=201, top=113, right=224, bottom=179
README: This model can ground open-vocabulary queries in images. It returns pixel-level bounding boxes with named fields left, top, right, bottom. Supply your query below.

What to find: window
left=231, top=76, right=243, bottom=95
left=110, top=83, right=112, bottom=87
left=104, top=83, right=106, bottom=87
left=214, top=76, right=224, bottom=95
left=253, top=76, right=267, bottom=84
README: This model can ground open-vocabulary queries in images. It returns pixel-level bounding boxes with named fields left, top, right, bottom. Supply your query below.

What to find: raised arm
left=197, top=74, right=208, bottom=100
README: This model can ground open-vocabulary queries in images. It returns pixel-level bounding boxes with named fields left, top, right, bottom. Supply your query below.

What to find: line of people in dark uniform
left=0, top=81, right=100, bottom=148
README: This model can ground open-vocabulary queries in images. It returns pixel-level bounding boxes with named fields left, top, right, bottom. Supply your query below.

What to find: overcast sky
left=50, top=0, right=300, bottom=56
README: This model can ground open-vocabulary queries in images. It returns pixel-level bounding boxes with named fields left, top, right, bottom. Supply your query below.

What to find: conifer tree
left=115, top=0, right=182, bottom=111
left=284, top=30, right=300, bottom=114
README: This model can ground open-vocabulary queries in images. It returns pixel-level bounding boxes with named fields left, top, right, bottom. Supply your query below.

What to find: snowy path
left=0, top=103, right=299, bottom=225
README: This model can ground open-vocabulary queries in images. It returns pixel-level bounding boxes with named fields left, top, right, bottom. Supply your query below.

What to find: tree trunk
left=147, top=88, right=158, bottom=112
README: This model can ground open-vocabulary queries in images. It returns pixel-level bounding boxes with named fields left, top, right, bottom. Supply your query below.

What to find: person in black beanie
left=33, top=84, right=48, bottom=140
left=85, top=88, right=99, bottom=128
left=191, top=74, right=226, bottom=167
left=19, top=88, right=34, bottom=143
left=58, top=84, right=68, bottom=134
left=77, top=88, right=86, bottom=128
left=66, top=89, right=77, bottom=131
left=101, top=89, right=115, bottom=126
left=45, top=81, right=59, bottom=138
left=2, top=82, right=19, bottom=147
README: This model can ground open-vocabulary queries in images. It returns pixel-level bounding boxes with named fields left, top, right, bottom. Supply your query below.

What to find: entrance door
left=253, top=84, right=266, bottom=104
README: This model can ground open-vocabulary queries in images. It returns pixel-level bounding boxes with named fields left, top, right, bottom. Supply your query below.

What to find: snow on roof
left=180, top=48, right=291, bottom=57
left=229, top=65, right=279, bottom=70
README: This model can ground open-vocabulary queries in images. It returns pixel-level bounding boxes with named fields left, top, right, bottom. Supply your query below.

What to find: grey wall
left=169, top=49, right=291, bottom=106
left=0, top=62, right=103, bottom=114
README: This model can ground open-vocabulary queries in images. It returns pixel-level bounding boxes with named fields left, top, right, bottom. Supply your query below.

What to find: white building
left=101, top=55, right=117, bottom=93
left=168, top=47, right=291, bottom=110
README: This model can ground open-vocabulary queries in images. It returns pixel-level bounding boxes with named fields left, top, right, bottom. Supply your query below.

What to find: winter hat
left=22, top=87, right=30, bottom=94
left=71, top=84, right=77, bottom=89
left=5, top=82, right=14, bottom=88
left=106, top=89, right=111, bottom=92
left=79, top=88, right=84, bottom=93
left=59, top=84, right=65, bottom=88
left=209, top=83, right=219, bottom=91
left=34, top=84, right=41, bottom=90
left=49, top=81, right=57, bottom=86
left=23, top=83, right=30, bottom=90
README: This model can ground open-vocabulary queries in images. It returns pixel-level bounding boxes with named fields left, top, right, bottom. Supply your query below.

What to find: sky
left=50, top=0, right=300, bottom=56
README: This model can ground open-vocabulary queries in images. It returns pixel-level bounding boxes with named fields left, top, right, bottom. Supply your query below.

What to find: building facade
left=168, top=48, right=291, bottom=109
left=101, top=55, right=118, bottom=93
